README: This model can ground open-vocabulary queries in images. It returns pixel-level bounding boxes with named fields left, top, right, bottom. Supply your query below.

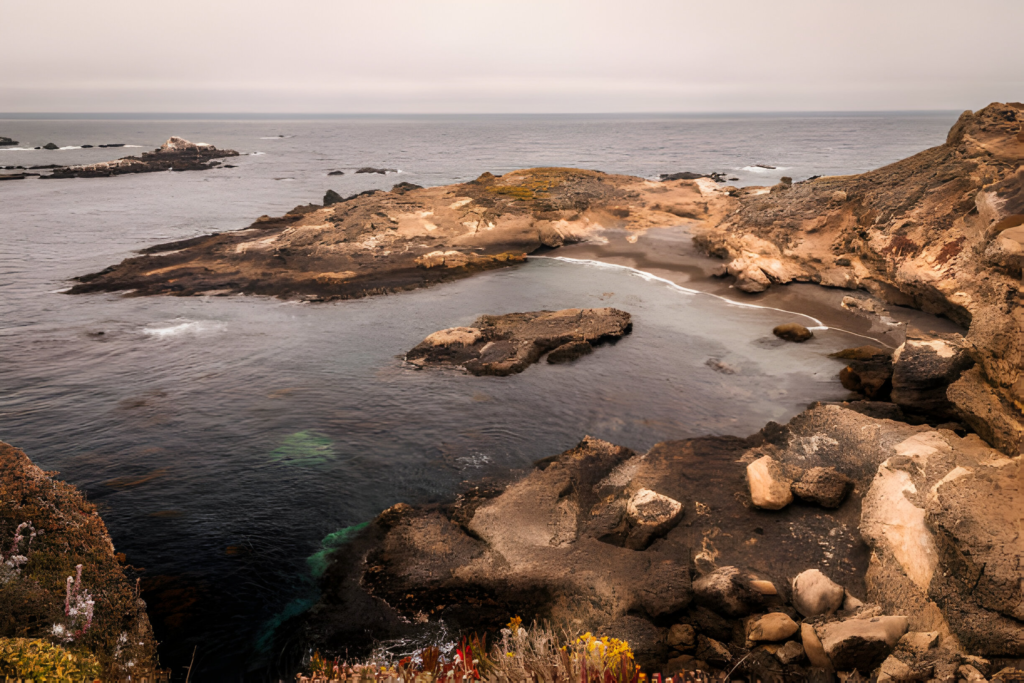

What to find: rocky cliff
left=693, top=103, right=1024, bottom=454
left=0, top=441, right=159, bottom=677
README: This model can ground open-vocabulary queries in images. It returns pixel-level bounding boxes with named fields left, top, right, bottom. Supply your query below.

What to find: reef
left=0, top=441, right=159, bottom=677
left=42, top=136, right=238, bottom=179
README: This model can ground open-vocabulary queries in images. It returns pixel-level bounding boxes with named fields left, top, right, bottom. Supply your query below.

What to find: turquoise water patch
left=255, top=593, right=317, bottom=653
left=270, top=430, right=336, bottom=466
left=306, top=521, right=371, bottom=578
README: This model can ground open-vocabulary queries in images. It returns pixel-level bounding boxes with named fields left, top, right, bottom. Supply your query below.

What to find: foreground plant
left=298, top=618, right=646, bottom=683
left=0, top=637, right=101, bottom=682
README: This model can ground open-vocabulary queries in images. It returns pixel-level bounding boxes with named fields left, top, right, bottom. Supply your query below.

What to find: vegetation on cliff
left=0, top=442, right=159, bottom=678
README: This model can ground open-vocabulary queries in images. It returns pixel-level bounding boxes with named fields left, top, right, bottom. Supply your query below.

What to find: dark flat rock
left=405, top=308, right=632, bottom=376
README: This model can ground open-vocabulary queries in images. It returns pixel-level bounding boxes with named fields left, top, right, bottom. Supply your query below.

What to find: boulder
left=833, top=346, right=894, bottom=400
left=323, top=189, right=344, bottom=206
left=801, top=622, right=833, bottom=670
left=623, top=488, right=684, bottom=550
left=694, top=635, right=732, bottom=668
left=790, top=467, right=853, bottom=508
left=877, top=655, right=914, bottom=682
left=746, top=455, right=794, bottom=510
left=774, top=640, right=805, bottom=665
left=773, top=323, right=813, bottom=342
left=406, top=308, right=632, bottom=376
left=926, top=456, right=1024, bottom=648
left=42, top=142, right=59, bottom=150
left=815, top=616, right=909, bottom=673
left=746, top=612, right=799, bottom=643
left=666, top=623, right=696, bottom=650
left=328, top=170, right=345, bottom=175
left=792, top=569, right=846, bottom=617
left=890, top=333, right=972, bottom=420
left=692, top=566, right=777, bottom=618
left=897, top=631, right=939, bottom=655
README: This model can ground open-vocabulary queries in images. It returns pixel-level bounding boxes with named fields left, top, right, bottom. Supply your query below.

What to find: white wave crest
left=0, top=147, right=37, bottom=152
left=142, top=320, right=226, bottom=338
left=532, top=255, right=897, bottom=346
left=741, top=165, right=790, bottom=174
left=59, top=146, right=82, bottom=150
left=250, top=152, right=266, bottom=156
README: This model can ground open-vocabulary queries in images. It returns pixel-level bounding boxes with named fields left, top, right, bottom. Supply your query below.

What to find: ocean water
left=0, top=112, right=958, bottom=679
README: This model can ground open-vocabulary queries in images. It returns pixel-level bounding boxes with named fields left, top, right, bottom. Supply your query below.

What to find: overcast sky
left=3, top=0, right=1022, bottom=113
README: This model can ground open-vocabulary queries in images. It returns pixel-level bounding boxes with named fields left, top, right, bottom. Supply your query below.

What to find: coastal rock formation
left=305, top=400, right=1024, bottom=677
left=0, top=441, right=159, bottom=677
left=0, top=137, right=18, bottom=146
left=405, top=308, right=632, bottom=376
left=69, top=167, right=729, bottom=300
left=833, top=345, right=894, bottom=400
left=44, top=137, right=238, bottom=179
left=693, top=103, right=1024, bottom=454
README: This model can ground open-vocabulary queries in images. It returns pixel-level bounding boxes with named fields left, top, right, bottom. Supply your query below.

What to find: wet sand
left=554, top=224, right=966, bottom=350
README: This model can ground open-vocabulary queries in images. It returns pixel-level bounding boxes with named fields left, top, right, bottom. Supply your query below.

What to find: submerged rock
left=405, top=308, right=632, bottom=376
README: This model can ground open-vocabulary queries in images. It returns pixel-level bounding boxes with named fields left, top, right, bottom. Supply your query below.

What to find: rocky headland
left=0, top=441, right=159, bottom=677
left=40, top=136, right=238, bottom=179
left=406, top=308, right=632, bottom=375
left=69, top=167, right=720, bottom=299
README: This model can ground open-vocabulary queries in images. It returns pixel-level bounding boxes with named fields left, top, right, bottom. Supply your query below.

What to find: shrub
left=0, top=637, right=101, bottom=681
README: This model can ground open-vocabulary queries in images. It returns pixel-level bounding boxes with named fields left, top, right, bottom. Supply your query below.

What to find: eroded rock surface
left=405, top=308, right=632, bottom=376
left=69, top=167, right=728, bottom=301
left=45, top=137, right=238, bottom=179
left=694, top=103, right=1024, bottom=454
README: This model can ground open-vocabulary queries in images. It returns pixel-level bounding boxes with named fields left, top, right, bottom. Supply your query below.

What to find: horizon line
left=0, top=109, right=963, bottom=120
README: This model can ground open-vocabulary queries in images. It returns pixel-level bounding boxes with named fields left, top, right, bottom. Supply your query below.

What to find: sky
left=3, top=0, right=1022, bottom=114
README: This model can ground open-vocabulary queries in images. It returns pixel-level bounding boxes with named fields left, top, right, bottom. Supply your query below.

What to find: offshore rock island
left=56, top=102, right=1024, bottom=679
left=43, top=136, right=239, bottom=179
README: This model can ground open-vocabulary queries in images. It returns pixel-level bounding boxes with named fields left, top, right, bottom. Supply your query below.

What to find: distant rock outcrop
left=0, top=136, right=17, bottom=146
left=44, top=136, right=239, bottom=179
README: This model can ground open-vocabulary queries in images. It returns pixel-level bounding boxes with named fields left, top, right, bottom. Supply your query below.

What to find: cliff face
left=0, top=442, right=159, bottom=677
left=694, top=103, right=1024, bottom=454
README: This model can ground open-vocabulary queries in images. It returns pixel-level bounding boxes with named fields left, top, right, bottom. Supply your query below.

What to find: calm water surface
left=0, top=113, right=958, bottom=678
